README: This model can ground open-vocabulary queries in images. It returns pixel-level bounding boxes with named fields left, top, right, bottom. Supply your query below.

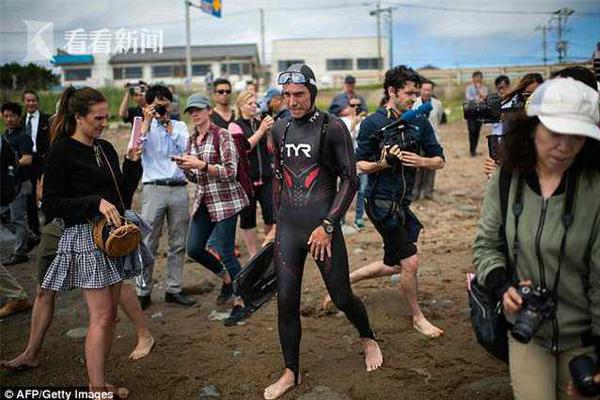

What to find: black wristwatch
left=321, top=219, right=335, bottom=235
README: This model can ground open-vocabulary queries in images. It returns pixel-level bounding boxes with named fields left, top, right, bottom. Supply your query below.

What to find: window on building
left=192, top=64, right=211, bottom=76
left=64, top=68, right=92, bottom=81
left=220, top=62, right=251, bottom=76
left=357, top=58, right=382, bottom=70
left=278, top=60, right=304, bottom=72
left=326, top=58, right=353, bottom=71
left=152, top=65, right=172, bottom=78
left=124, top=67, right=143, bottom=78
left=114, top=67, right=144, bottom=79
left=173, top=65, right=186, bottom=77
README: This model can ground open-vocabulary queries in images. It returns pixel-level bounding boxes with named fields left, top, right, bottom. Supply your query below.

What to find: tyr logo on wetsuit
left=284, top=143, right=312, bottom=158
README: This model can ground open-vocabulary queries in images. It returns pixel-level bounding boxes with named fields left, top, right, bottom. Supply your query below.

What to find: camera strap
left=511, top=169, right=576, bottom=294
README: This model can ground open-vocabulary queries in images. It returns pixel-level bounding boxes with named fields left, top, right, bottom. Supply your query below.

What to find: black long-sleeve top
left=42, top=137, right=141, bottom=227
left=271, top=109, right=357, bottom=225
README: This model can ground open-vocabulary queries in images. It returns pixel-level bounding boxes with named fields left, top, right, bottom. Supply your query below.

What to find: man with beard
left=262, top=64, right=382, bottom=400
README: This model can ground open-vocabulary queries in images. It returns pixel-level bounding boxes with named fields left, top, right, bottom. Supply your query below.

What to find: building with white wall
left=52, top=44, right=259, bottom=88
left=271, top=37, right=389, bottom=87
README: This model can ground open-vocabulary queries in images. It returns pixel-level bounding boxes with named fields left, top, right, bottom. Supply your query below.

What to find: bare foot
left=128, top=334, right=155, bottom=361
left=321, top=294, right=332, bottom=310
left=361, top=338, right=383, bottom=372
left=413, top=316, right=444, bottom=338
left=0, top=352, right=40, bottom=371
left=264, top=369, right=299, bottom=400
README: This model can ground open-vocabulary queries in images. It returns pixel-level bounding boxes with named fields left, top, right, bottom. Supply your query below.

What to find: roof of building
left=109, top=44, right=259, bottom=64
left=52, top=54, right=94, bottom=66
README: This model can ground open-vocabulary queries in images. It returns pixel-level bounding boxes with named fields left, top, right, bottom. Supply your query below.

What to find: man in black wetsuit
left=262, top=64, right=382, bottom=400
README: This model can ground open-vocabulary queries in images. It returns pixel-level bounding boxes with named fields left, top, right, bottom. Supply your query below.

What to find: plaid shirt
left=186, top=123, right=249, bottom=222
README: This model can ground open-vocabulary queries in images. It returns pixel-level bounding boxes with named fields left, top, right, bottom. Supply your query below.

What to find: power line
left=384, top=1, right=600, bottom=17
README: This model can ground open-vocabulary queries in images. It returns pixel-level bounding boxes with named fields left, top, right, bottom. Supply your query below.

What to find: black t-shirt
left=211, top=110, right=235, bottom=129
left=234, top=117, right=273, bottom=180
left=42, top=137, right=139, bottom=227
left=4, top=128, right=33, bottom=182
left=123, top=106, right=143, bottom=124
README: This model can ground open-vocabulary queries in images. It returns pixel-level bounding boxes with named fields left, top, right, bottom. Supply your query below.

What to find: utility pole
left=552, top=8, right=574, bottom=64
left=385, top=8, right=394, bottom=68
left=370, top=1, right=383, bottom=77
left=535, top=25, right=548, bottom=66
left=185, top=0, right=192, bottom=90
left=259, top=8, right=266, bottom=82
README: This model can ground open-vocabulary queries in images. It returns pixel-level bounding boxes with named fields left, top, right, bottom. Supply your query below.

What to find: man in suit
left=21, top=90, right=50, bottom=242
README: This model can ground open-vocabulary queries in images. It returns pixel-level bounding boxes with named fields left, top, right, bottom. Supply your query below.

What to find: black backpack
left=467, top=168, right=513, bottom=363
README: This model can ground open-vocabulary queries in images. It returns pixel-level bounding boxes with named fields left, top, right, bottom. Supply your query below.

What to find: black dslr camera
left=511, top=285, right=556, bottom=344
left=570, top=355, right=600, bottom=397
left=463, top=93, right=526, bottom=124
left=154, top=104, right=167, bottom=116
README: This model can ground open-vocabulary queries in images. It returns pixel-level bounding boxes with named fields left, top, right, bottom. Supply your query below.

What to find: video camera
left=462, top=93, right=525, bottom=124
left=371, top=102, right=433, bottom=154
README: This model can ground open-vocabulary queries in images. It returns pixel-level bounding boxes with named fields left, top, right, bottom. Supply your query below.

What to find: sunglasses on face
left=215, top=90, right=231, bottom=95
left=349, top=103, right=361, bottom=108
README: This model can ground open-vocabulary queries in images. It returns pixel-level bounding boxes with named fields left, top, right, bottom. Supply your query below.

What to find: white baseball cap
left=526, top=77, right=600, bottom=141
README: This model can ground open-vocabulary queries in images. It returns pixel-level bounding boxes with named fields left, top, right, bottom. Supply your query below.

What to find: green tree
left=0, top=62, right=59, bottom=92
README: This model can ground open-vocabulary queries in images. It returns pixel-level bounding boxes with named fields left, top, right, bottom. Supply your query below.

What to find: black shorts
left=240, top=177, right=274, bottom=230
left=365, top=198, right=418, bottom=266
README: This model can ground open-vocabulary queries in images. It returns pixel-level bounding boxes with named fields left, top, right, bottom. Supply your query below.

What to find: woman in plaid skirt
left=41, top=86, right=140, bottom=396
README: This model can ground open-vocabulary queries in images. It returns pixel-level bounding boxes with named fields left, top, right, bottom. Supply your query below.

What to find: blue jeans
left=188, top=205, right=241, bottom=279
left=355, top=173, right=368, bottom=221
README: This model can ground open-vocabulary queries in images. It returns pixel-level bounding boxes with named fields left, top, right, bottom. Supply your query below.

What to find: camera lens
left=155, top=105, right=167, bottom=116
left=569, top=355, right=600, bottom=397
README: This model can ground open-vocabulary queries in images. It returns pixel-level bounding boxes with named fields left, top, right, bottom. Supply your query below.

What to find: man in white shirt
left=136, top=85, right=195, bottom=309
left=412, top=80, right=444, bottom=200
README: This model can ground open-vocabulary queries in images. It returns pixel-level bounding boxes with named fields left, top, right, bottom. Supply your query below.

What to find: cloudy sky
left=1, top=0, right=599, bottom=68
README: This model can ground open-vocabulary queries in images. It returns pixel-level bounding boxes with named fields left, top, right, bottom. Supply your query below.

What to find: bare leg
left=82, top=285, right=120, bottom=389
left=399, top=255, right=444, bottom=338
left=264, top=224, right=273, bottom=236
left=264, top=368, right=299, bottom=400
left=241, top=228, right=258, bottom=258
left=0, top=286, right=55, bottom=370
left=117, top=283, right=154, bottom=360
left=361, top=338, right=383, bottom=372
left=322, top=261, right=397, bottom=308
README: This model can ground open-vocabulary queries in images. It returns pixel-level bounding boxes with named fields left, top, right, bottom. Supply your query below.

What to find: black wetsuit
left=272, top=109, right=375, bottom=380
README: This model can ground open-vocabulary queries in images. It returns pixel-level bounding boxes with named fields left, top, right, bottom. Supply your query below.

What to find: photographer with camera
left=473, top=77, right=600, bottom=399
left=483, top=73, right=544, bottom=178
left=325, top=65, right=445, bottom=338
left=490, top=75, right=511, bottom=137
left=465, top=71, right=489, bottom=156
left=135, top=85, right=196, bottom=309
left=118, top=80, right=148, bottom=125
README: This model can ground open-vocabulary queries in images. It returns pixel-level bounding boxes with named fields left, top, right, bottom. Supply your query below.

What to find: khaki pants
left=508, top=332, right=597, bottom=400
left=0, top=264, right=28, bottom=300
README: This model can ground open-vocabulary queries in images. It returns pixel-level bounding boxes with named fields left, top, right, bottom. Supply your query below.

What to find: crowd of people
left=1, top=61, right=598, bottom=400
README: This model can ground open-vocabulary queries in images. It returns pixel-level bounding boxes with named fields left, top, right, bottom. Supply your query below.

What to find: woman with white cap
left=473, top=77, right=600, bottom=399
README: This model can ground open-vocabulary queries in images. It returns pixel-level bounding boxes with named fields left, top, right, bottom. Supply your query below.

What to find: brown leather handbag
left=92, top=144, right=141, bottom=257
